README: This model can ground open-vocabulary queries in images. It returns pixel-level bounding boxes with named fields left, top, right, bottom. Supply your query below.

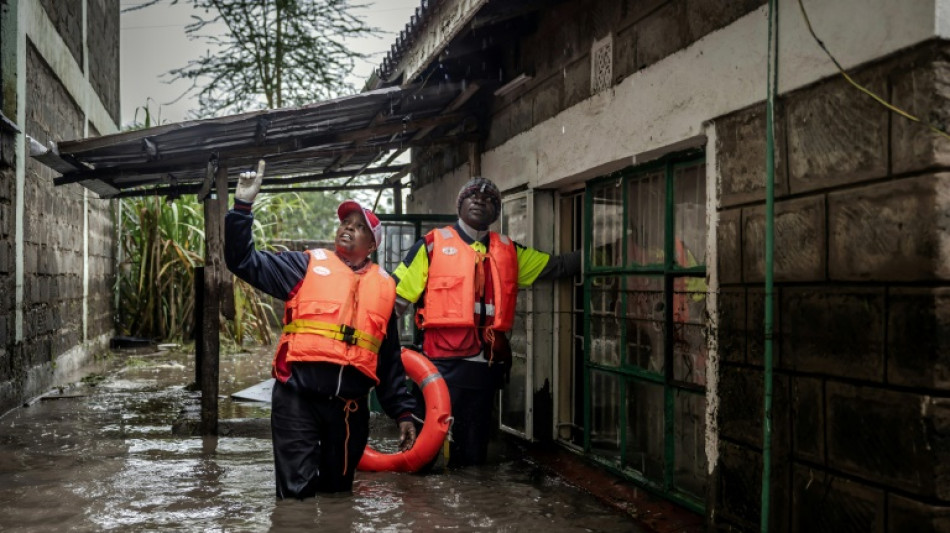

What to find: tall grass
left=115, top=189, right=311, bottom=345
left=116, top=196, right=203, bottom=340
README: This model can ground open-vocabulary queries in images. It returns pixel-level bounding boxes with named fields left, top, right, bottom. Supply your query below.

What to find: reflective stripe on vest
left=473, top=302, right=496, bottom=316
left=282, top=319, right=383, bottom=353
left=275, top=250, right=395, bottom=384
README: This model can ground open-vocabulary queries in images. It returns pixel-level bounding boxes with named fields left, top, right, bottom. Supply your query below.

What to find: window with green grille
left=583, top=152, right=708, bottom=510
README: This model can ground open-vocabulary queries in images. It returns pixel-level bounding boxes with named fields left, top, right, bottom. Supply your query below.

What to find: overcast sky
left=119, top=0, right=422, bottom=128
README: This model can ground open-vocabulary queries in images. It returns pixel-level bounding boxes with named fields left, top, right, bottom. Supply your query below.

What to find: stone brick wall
left=87, top=0, right=119, bottom=124
left=489, top=0, right=764, bottom=151
left=712, top=41, right=950, bottom=531
left=413, top=0, right=766, bottom=185
left=25, top=42, right=86, bottom=362
left=38, top=0, right=82, bottom=67
left=0, top=31, right=116, bottom=413
left=0, top=142, right=13, bottom=389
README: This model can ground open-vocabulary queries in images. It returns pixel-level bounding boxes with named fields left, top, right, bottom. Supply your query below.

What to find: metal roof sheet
left=32, top=82, right=479, bottom=199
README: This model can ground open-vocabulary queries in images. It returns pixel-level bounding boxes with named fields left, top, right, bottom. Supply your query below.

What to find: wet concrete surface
left=0, top=346, right=646, bottom=532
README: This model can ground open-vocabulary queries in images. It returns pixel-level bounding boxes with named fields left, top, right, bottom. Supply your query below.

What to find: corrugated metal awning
left=30, top=82, right=481, bottom=199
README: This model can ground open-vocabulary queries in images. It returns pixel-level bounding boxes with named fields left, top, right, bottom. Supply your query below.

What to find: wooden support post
left=394, top=181, right=403, bottom=215
left=193, top=266, right=204, bottom=388
left=200, top=163, right=227, bottom=436
left=217, top=169, right=235, bottom=321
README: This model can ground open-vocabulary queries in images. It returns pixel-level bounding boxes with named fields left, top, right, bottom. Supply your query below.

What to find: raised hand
left=235, top=159, right=266, bottom=203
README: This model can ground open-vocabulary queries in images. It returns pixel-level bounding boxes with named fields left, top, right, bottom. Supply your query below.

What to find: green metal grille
left=583, top=151, right=707, bottom=512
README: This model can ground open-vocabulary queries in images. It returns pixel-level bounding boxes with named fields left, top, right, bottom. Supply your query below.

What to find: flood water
left=0, top=346, right=641, bottom=532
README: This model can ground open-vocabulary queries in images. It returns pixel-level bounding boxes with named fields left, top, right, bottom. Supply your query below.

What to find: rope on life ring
left=358, top=347, right=451, bottom=472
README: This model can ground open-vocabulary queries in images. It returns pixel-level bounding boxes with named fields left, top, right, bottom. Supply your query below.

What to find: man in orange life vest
left=392, top=177, right=581, bottom=467
left=224, top=161, right=416, bottom=498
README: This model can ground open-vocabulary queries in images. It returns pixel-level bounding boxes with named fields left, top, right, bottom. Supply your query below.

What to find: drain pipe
left=761, top=0, right=779, bottom=532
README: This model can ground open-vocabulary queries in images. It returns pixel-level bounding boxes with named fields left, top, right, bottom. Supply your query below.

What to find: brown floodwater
left=0, top=346, right=641, bottom=532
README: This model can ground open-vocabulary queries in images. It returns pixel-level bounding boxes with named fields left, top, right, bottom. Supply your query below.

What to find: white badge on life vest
left=313, top=266, right=331, bottom=276
left=442, top=246, right=458, bottom=256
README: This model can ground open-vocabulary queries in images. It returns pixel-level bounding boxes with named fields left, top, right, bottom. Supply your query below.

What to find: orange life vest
left=419, top=226, right=519, bottom=332
left=275, top=249, right=395, bottom=384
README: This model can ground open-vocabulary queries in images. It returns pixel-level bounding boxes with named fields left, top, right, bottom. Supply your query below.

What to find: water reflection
left=0, top=347, right=640, bottom=532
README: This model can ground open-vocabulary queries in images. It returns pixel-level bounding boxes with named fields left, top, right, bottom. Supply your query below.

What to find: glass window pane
left=626, top=170, right=665, bottom=266
left=623, top=275, right=664, bottom=373
left=591, top=181, right=623, bottom=268
left=590, top=370, right=622, bottom=459
left=590, top=277, right=621, bottom=366
left=624, top=379, right=664, bottom=482
left=590, top=316, right=621, bottom=367
left=672, top=275, right=708, bottom=386
left=674, top=390, right=707, bottom=498
left=501, top=196, right=529, bottom=241
left=673, top=163, right=707, bottom=267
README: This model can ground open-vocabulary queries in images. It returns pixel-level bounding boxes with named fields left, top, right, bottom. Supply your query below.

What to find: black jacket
left=224, top=200, right=415, bottom=421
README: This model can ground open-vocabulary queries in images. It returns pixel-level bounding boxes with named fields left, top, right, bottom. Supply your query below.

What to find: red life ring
left=358, top=347, right=451, bottom=472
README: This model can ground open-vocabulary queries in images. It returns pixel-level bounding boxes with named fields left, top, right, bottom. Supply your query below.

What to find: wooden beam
left=113, top=180, right=405, bottom=199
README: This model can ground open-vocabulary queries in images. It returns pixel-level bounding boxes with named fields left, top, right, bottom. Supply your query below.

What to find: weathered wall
left=489, top=0, right=935, bottom=194
left=87, top=0, right=119, bottom=124
left=36, top=0, right=82, bottom=67
left=405, top=0, right=950, bottom=529
left=24, top=41, right=86, bottom=364
left=412, top=0, right=765, bottom=192
left=0, top=139, right=14, bottom=400
left=713, top=42, right=950, bottom=531
left=0, top=0, right=118, bottom=415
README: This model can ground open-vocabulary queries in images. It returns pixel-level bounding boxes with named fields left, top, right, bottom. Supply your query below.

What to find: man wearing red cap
left=392, top=176, right=581, bottom=468
left=224, top=161, right=416, bottom=498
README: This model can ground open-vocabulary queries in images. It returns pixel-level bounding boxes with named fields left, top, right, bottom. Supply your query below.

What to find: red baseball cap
left=337, top=200, right=382, bottom=248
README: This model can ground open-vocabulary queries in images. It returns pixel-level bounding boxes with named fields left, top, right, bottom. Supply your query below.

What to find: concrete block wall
left=36, top=0, right=82, bottom=67
left=87, top=0, right=119, bottom=124
left=0, top=0, right=118, bottom=414
left=413, top=0, right=766, bottom=187
left=487, top=0, right=764, bottom=152
left=24, top=42, right=86, bottom=360
left=0, top=152, right=13, bottom=387
left=712, top=41, right=950, bottom=531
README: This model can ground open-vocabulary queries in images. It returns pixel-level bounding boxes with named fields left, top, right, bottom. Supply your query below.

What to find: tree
left=127, top=0, right=376, bottom=117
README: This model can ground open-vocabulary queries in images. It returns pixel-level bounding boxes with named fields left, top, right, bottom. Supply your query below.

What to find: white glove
left=234, top=159, right=265, bottom=203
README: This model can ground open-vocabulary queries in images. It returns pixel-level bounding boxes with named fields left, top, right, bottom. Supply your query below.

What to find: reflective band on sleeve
left=419, top=372, right=443, bottom=389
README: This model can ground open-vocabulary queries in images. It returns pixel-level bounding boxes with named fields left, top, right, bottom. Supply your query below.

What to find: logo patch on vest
left=312, top=266, right=331, bottom=276
left=442, top=246, right=458, bottom=256
left=311, top=249, right=328, bottom=260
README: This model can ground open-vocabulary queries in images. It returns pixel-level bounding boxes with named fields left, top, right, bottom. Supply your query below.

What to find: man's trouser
left=414, top=381, right=495, bottom=468
left=271, top=379, right=369, bottom=499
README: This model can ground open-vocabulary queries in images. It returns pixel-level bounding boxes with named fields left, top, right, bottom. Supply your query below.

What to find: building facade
left=0, top=0, right=118, bottom=414
left=373, top=0, right=950, bottom=529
